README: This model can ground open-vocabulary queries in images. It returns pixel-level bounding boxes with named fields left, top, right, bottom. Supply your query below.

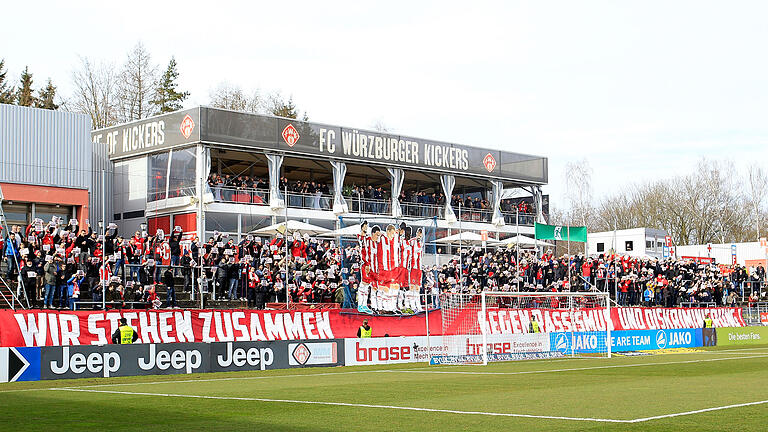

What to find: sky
left=1, top=1, right=766, bottom=208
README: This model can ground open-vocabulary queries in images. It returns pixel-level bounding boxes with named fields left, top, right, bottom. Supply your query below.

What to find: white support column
left=330, top=160, right=348, bottom=215
left=266, top=153, right=285, bottom=210
left=388, top=168, right=404, bottom=218
left=440, top=174, right=456, bottom=223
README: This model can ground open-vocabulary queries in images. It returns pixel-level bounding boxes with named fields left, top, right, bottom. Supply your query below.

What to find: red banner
left=476, top=307, right=744, bottom=335
left=0, top=307, right=746, bottom=347
left=0, top=309, right=443, bottom=347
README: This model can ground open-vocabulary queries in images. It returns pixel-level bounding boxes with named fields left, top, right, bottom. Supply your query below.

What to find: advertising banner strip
left=0, top=307, right=745, bottom=348
left=39, top=339, right=345, bottom=381
left=714, top=327, right=768, bottom=346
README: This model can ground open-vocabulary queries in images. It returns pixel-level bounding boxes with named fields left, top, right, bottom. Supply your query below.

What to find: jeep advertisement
left=39, top=340, right=344, bottom=380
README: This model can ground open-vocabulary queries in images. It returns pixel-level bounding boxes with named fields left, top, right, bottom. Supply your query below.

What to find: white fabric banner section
left=330, top=160, right=349, bottom=215
left=388, top=167, right=405, bottom=218
left=345, top=334, right=550, bottom=365
left=197, top=146, right=214, bottom=204
left=491, top=181, right=517, bottom=227
left=266, top=153, right=285, bottom=210
left=440, top=174, right=457, bottom=223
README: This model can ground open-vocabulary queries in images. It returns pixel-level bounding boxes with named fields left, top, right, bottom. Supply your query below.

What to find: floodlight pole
left=284, top=183, right=289, bottom=309
left=102, top=169, right=107, bottom=310
left=516, top=209, right=520, bottom=291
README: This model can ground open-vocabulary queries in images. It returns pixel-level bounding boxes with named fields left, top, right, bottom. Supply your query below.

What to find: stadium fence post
left=481, top=291, right=488, bottom=365
left=606, top=290, right=612, bottom=358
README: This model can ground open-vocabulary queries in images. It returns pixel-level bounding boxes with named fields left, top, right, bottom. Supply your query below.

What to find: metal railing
left=211, top=186, right=269, bottom=205
left=741, top=302, right=768, bottom=326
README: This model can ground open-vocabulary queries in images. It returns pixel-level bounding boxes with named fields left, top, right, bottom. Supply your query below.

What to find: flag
left=535, top=223, right=587, bottom=242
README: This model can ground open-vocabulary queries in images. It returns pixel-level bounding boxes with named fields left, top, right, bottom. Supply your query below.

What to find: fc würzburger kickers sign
left=94, top=107, right=548, bottom=183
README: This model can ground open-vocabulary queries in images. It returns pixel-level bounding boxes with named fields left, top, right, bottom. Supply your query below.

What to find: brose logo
left=138, top=344, right=202, bottom=374
left=50, top=347, right=120, bottom=378
left=216, top=342, right=274, bottom=370
left=355, top=342, right=412, bottom=363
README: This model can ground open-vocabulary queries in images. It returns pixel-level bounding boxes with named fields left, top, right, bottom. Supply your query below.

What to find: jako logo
left=656, top=331, right=668, bottom=349
left=282, top=124, right=300, bottom=147
left=180, top=114, right=195, bottom=139
left=482, top=153, right=496, bottom=172
left=555, top=334, right=568, bottom=354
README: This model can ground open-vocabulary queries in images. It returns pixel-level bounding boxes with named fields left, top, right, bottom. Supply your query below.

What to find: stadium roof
left=92, top=107, right=548, bottom=185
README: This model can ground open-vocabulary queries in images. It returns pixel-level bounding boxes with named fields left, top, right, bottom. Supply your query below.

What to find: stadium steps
left=0, top=277, right=25, bottom=309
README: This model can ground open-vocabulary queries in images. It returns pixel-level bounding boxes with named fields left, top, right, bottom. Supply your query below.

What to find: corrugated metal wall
left=0, top=104, right=92, bottom=188
left=0, top=103, right=113, bottom=224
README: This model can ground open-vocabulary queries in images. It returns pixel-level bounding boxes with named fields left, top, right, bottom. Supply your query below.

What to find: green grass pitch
left=3, top=344, right=768, bottom=431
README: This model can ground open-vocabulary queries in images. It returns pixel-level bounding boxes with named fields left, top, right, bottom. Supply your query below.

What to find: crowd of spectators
left=208, top=173, right=269, bottom=203
left=5, top=215, right=764, bottom=312
left=205, top=171, right=538, bottom=226
left=0, top=217, right=354, bottom=311
left=429, top=246, right=767, bottom=307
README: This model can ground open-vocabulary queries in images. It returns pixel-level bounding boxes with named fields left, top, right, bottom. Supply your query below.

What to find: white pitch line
left=399, top=354, right=768, bottom=375
left=62, top=369, right=395, bottom=389
left=49, top=387, right=629, bottom=423
left=628, top=399, right=768, bottom=423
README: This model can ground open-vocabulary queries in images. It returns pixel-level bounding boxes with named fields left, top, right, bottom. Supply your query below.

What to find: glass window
left=625, top=240, right=634, bottom=252
left=205, top=212, right=238, bottom=234
left=168, top=148, right=197, bottom=198
left=597, top=242, right=604, bottom=252
left=148, top=152, right=170, bottom=202
left=646, top=240, right=652, bottom=248
left=2, top=203, right=30, bottom=226
left=35, top=204, right=72, bottom=225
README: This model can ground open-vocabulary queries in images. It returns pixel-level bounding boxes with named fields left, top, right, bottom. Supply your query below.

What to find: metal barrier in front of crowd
left=741, top=280, right=767, bottom=300
left=210, top=186, right=270, bottom=206
left=680, top=302, right=718, bottom=308
left=741, top=302, right=768, bottom=326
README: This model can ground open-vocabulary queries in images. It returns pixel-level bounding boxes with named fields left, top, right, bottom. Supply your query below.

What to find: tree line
left=2, top=42, right=307, bottom=128
left=555, top=158, right=768, bottom=246
left=0, top=60, right=59, bottom=109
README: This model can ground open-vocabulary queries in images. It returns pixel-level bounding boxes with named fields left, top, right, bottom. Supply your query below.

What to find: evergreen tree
left=0, top=59, right=15, bottom=104
left=36, top=78, right=59, bottom=110
left=151, top=57, right=189, bottom=113
left=16, top=66, right=35, bottom=107
left=270, top=95, right=299, bottom=119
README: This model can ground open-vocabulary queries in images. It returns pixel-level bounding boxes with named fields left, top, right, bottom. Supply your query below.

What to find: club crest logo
left=656, top=331, right=667, bottom=349
left=180, top=114, right=195, bottom=139
left=282, top=124, right=300, bottom=147
left=483, top=153, right=497, bottom=172
left=291, top=343, right=311, bottom=365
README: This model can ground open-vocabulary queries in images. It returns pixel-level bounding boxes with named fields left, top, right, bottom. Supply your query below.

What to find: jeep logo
left=50, top=347, right=121, bottom=378
left=138, top=344, right=202, bottom=374
left=216, top=342, right=274, bottom=370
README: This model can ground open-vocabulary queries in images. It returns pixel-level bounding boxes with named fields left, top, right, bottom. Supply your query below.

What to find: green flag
left=535, top=223, right=587, bottom=242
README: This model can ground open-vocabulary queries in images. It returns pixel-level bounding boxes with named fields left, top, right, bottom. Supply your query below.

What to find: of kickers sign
left=0, top=347, right=40, bottom=382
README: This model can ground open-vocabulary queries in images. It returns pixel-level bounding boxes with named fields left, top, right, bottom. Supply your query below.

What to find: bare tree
left=209, top=82, right=263, bottom=113
left=591, top=158, right=757, bottom=246
left=371, top=119, right=391, bottom=133
left=71, top=56, right=118, bottom=129
left=116, top=42, right=158, bottom=122
left=564, top=159, right=594, bottom=228
left=747, top=164, right=768, bottom=239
